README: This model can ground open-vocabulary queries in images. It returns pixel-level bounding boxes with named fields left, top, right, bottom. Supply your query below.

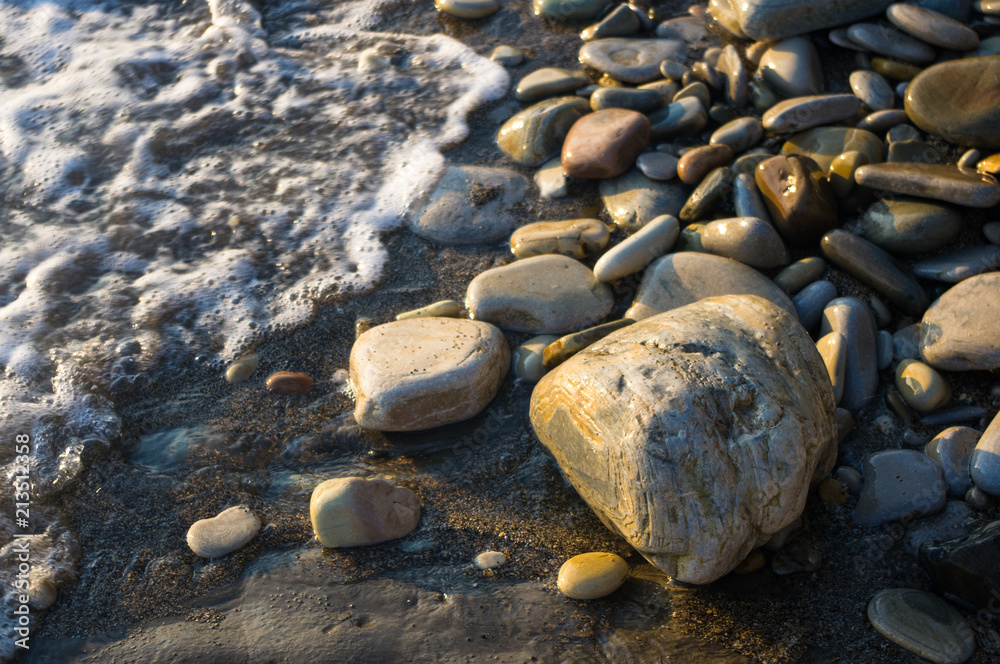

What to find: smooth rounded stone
left=225, top=353, right=258, bottom=385
left=626, top=252, right=797, bottom=321
left=902, top=500, right=973, bottom=556
left=927, top=426, right=980, bottom=496
left=593, top=214, right=679, bottom=282
left=744, top=40, right=773, bottom=67
left=497, top=97, right=591, bottom=167
left=871, top=295, right=892, bottom=328
left=855, top=450, right=947, bottom=527
left=186, top=506, right=261, bottom=558
left=410, top=166, right=530, bottom=245
left=733, top=172, right=772, bottom=221
left=513, top=334, right=559, bottom=383
left=829, top=27, right=867, bottom=51
left=679, top=166, right=733, bottom=222
left=758, top=38, right=823, bottom=98
left=716, top=45, right=747, bottom=107
left=972, top=411, right=1000, bottom=496
left=762, top=94, right=861, bottom=134
left=980, top=0, right=1000, bottom=14
left=647, top=97, right=707, bottom=139
left=920, top=520, right=1000, bottom=615
left=750, top=79, right=781, bottom=110
left=355, top=317, right=374, bottom=340
left=895, top=359, right=951, bottom=412
left=712, top=0, right=895, bottom=41
left=774, top=257, right=825, bottom=294
left=475, top=551, right=508, bottom=570
left=710, top=117, right=763, bottom=154
left=817, top=332, right=847, bottom=404
left=535, top=157, right=568, bottom=199
left=690, top=62, right=723, bottom=92
left=490, top=45, right=523, bottom=67
left=532, top=295, right=836, bottom=583
left=872, top=58, right=923, bottom=82
left=561, top=109, right=651, bottom=179
left=701, top=217, right=789, bottom=269
left=867, top=589, right=975, bottom=664
left=581, top=4, right=640, bottom=40
left=780, top=127, right=883, bottom=174
left=635, top=151, right=678, bottom=181
left=966, top=486, right=991, bottom=510
left=847, top=23, right=937, bottom=64
left=710, top=104, right=744, bottom=125
left=755, top=155, right=838, bottom=247
left=468, top=255, right=614, bottom=334
left=732, top=151, right=773, bottom=177
left=434, top=0, right=499, bottom=19
left=515, top=68, right=590, bottom=102
left=579, top=39, right=688, bottom=85
left=912, top=244, right=1000, bottom=283
left=678, top=222, right=707, bottom=252
left=351, top=318, right=509, bottom=431
left=905, top=57, right=1000, bottom=149
left=658, top=59, right=688, bottom=82
left=849, top=70, right=894, bottom=111
left=639, top=79, right=680, bottom=102
left=921, top=273, right=1000, bottom=370
left=510, top=219, right=610, bottom=260
left=590, top=87, right=662, bottom=113
left=265, top=371, right=315, bottom=395
left=887, top=388, right=915, bottom=424
left=857, top=108, right=910, bottom=132
left=820, top=297, right=878, bottom=411
left=708, top=0, right=747, bottom=37
left=887, top=139, right=944, bottom=165
left=985, top=221, right=1000, bottom=245
left=532, top=0, right=610, bottom=20
left=856, top=162, right=1000, bottom=208
left=677, top=144, right=734, bottom=185
left=673, top=81, right=711, bottom=109
left=859, top=197, right=962, bottom=254
left=837, top=465, right=863, bottom=495
left=543, top=319, right=635, bottom=368
left=837, top=407, right=856, bottom=440
left=877, top=330, right=894, bottom=369
left=887, top=3, right=978, bottom=50
left=820, top=230, right=929, bottom=317
left=310, top=477, right=421, bottom=548
left=655, top=16, right=710, bottom=43
left=978, top=152, right=1000, bottom=175
left=600, top=168, right=687, bottom=232
left=557, top=552, right=628, bottom=599
left=395, top=300, right=462, bottom=321
left=958, top=148, right=980, bottom=170
left=793, top=280, right=837, bottom=332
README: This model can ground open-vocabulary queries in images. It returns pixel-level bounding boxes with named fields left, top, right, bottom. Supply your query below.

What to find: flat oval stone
left=543, top=318, right=635, bottom=368
left=867, top=589, right=975, bottom=664
left=820, top=230, right=928, bottom=316
left=774, top=256, right=826, bottom=294
left=795, top=280, right=837, bottom=332
left=679, top=166, right=733, bottom=222
left=625, top=252, right=796, bottom=320
left=590, top=87, right=663, bottom=112
left=854, top=163, right=1000, bottom=207
left=510, top=218, right=610, bottom=259
left=497, top=97, right=591, bottom=166
left=886, top=3, right=979, bottom=51
left=600, top=168, right=687, bottom=232
left=877, top=329, right=894, bottom=369
left=515, top=68, right=590, bottom=102
left=490, top=45, right=523, bottom=66
left=986, top=221, right=1000, bottom=245
left=847, top=23, right=936, bottom=64
left=351, top=318, right=510, bottom=431
left=593, top=214, right=679, bottom=282
left=855, top=450, right=947, bottom=527
left=535, top=157, right=568, bottom=199
left=817, top=331, right=847, bottom=404
left=758, top=37, right=823, bottom=97
left=434, top=0, right=499, bottom=19
left=849, top=70, right=894, bottom=111
left=857, top=108, right=910, bottom=132
left=655, top=16, right=710, bottom=43
left=781, top=126, right=883, bottom=173
left=635, top=151, right=678, bottom=180
left=921, top=272, right=1000, bottom=371
left=266, top=371, right=314, bottom=395
left=828, top=150, right=869, bottom=199
left=926, top=426, right=979, bottom=497
left=225, top=354, right=258, bottom=384
left=673, top=81, right=711, bottom=109
left=533, top=0, right=609, bottom=20
left=972, top=411, right=1000, bottom=496
left=713, top=0, right=895, bottom=41
left=557, top=552, right=628, bottom=599
left=859, top=197, right=962, bottom=253
left=710, top=117, right=763, bottom=154
left=756, top=155, right=838, bottom=247
left=310, top=477, right=421, bottom=548
left=579, top=39, right=688, bottom=84
left=581, top=4, right=640, bottom=40
left=475, top=551, right=508, bottom=569
left=820, top=297, right=877, bottom=411
left=701, top=217, right=789, bottom=269
left=561, top=109, right=650, bottom=179
left=467, top=254, right=614, bottom=334
left=896, top=359, right=951, bottom=412
left=762, top=94, right=861, bottom=134
left=871, top=57, right=923, bottom=81
left=396, top=299, right=462, bottom=320
left=677, top=144, right=734, bottom=185
left=513, top=334, right=560, bottom=383
left=187, top=506, right=261, bottom=558
left=647, top=96, right=707, bottom=138
left=733, top=172, right=772, bottom=221
left=717, top=45, right=748, bottom=106
left=912, top=245, right=1000, bottom=283
left=905, top=56, right=1000, bottom=149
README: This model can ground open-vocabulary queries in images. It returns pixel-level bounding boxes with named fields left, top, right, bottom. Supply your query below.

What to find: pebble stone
left=700, top=217, right=789, bottom=269
left=716, top=45, right=747, bottom=106
left=600, top=168, right=687, bottom=232
left=733, top=172, right=772, bottom=221
left=590, top=87, right=663, bottom=113
left=828, top=150, right=869, bottom=199
left=857, top=109, right=910, bottom=132
left=648, top=96, right=707, bottom=138
left=926, top=426, right=979, bottom=497
left=581, top=4, right=640, bottom=40
left=886, top=3, right=979, bottom=51
left=774, top=257, right=826, bottom=294
left=712, top=0, right=896, bottom=41
left=434, top=0, right=499, bottom=19
left=674, top=81, right=711, bottom=109
left=820, top=297, right=878, bottom=411
left=958, top=148, right=980, bottom=170
left=677, top=144, right=734, bottom=185
left=871, top=57, right=922, bottom=81
left=794, top=280, right=837, bottom=332
left=902, top=500, right=972, bottom=556
left=579, top=39, right=688, bottom=84
left=762, top=94, right=861, bottom=134
left=905, top=56, right=1000, bottom=149
left=532, top=0, right=610, bottom=20
left=867, top=589, right=976, bottom=664
left=971, top=410, right=1000, bottom=496
left=966, top=486, right=991, bottom=510
left=655, top=16, right=710, bottom=43
left=780, top=126, right=883, bottom=173
left=978, top=153, right=1000, bottom=175
left=679, top=166, right=733, bottom=222
left=535, top=157, right=568, bottom=199
left=847, top=23, right=937, bottom=64
left=510, top=219, right=609, bottom=259
left=496, top=97, right=591, bottom=166
left=895, top=359, right=951, bottom=412
left=710, top=117, right=763, bottom=154
left=395, top=299, right=462, bottom=320
left=186, top=506, right=261, bottom=558
left=817, top=331, right=847, bottom=404
left=265, top=371, right=314, bottom=395
left=225, top=353, right=258, bottom=384
left=310, top=477, right=421, bottom=548
left=855, top=163, right=1000, bottom=208
left=542, top=318, right=634, bottom=368
left=877, top=330, right=894, bottom=369
left=513, top=334, right=560, bottom=383
left=557, top=552, right=628, bottom=600
left=859, top=197, right=962, bottom=254
left=756, top=155, right=838, bottom=247
left=871, top=295, right=892, bottom=328
left=849, top=70, right=895, bottom=111
left=855, top=450, right=947, bottom=527
left=593, top=214, right=679, bottom=282
left=635, top=151, right=678, bottom=180
left=912, top=244, right=1000, bottom=282
left=562, top=109, right=651, bottom=179
left=515, top=68, right=590, bottom=101
left=490, top=45, right=523, bottom=66
left=758, top=37, right=823, bottom=97
left=475, top=551, right=508, bottom=570
left=920, top=272, right=1000, bottom=371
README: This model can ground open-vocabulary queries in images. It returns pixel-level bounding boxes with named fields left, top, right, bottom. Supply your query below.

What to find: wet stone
left=581, top=4, right=640, bottom=41
left=579, top=39, right=688, bottom=84
left=265, top=371, right=314, bottom=395
left=895, top=359, right=950, bottom=412
left=855, top=449, right=947, bottom=527
left=972, top=410, right=1000, bottom=496
left=225, top=353, right=258, bottom=385
left=920, top=272, right=1000, bottom=371
left=921, top=519, right=1000, bottom=613
left=756, top=155, right=838, bottom=247
left=859, top=197, right=962, bottom=254
left=912, top=245, right=1000, bottom=283
left=957, top=148, right=980, bottom=170
left=966, top=486, right=991, bottom=510
left=475, top=551, right=507, bottom=570
left=905, top=56, right=1000, bottom=149
left=847, top=23, right=936, bottom=64
left=871, top=295, right=892, bottom=328
left=542, top=318, right=634, bottom=368
left=794, top=280, right=837, bottom=332
left=820, top=297, right=878, bottom=411
left=639, top=79, right=680, bottom=102
left=780, top=126, right=883, bottom=173
left=857, top=108, right=910, bottom=132
left=855, top=163, right=1000, bottom=208
left=887, top=3, right=979, bottom=51
left=396, top=300, right=462, bottom=320
left=635, top=151, right=678, bottom=181
left=716, top=45, right=747, bottom=107
left=926, top=426, right=980, bottom=497
left=733, top=172, right=771, bottom=221
left=497, top=97, right=591, bottom=166
left=762, top=94, right=861, bottom=134
left=758, top=37, right=823, bottom=98
left=985, top=221, right=1000, bottom=245
left=872, top=57, right=923, bottom=82
left=732, top=151, right=773, bottom=177
left=849, top=70, right=894, bottom=111
left=817, top=331, right=846, bottom=404
left=490, top=45, right=523, bottom=66
left=867, top=589, right=975, bottom=664
left=535, top=157, right=568, bottom=199
left=673, top=81, right=711, bottom=109
left=679, top=166, right=732, bottom=222
left=749, top=79, right=781, bottom=110
left=711, top=0, right=896, bottom=41
left=310, top=477, right=421, bottom=548
left=515, top=68, right=590, bottom=102
left=677, top=144, right=733, bottom=185
left=710, top=117, right=763, bottom=154
left=187, top=506, right=261, bottom=558
left=902, top=500, right=973, bottom=556
left=647, top=96, right=707, bottom=139
left=590, top=87, right=662, bottom=113
left=557, top=552, right=628, bottom=599
left=510, top=219, right=609, bottom=259
left=600, top=168, right=687, bottom=232
left=513, top=334, right=559, bottom=383
left=828, top=150, right=869, bottom=199
left=877, top=330, right=893, bottom=369
left=593, top=214, right=679, bottom=282
left=434, top=0, right=498, bottom=18
left=561, top=109, right=651, bottom=179
left=774, top=257, right=825, bottom=295
left=701, top=217, right=788, bottom=269
left=533, top=0, right=610, bottom=20
left=887, top=139, right=942, bottom=164
left=655, top=16, right=710, bottom=43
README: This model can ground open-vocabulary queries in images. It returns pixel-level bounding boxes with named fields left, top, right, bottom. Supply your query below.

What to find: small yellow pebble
left=224, top=353, right=258, bottom=385
left=557, top=552, right=628, bottom=600
left=894, top=359, right=951, bottom=413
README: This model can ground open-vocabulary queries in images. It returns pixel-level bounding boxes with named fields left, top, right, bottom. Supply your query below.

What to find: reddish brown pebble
left=676, top=144, right=734, bottom=185
left=561, top=108, right=651, bottom=179
left=266, top=371, right=315, bottom=395
left=755, top=154, right=838, bottom=247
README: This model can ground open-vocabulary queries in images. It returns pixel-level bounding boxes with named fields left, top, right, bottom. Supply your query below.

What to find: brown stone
left=266, top=371, right=315, bottom=395
left=676, top=144, right=735, bottom=185
left=561, top=108, right=651, bottom=179
left=755, top=155, right=838, bottom=246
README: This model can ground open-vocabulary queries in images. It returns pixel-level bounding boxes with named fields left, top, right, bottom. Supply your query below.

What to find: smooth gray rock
left=847, top=23, right=937, bottom=64
left=515, top=68, right=590, bottom=101
left=635, top=151, right=678, bottom=180
left=581, top=4, right=640, bottom=40
left=912, top=245, right=1000, bottom=283
left=794, top=280, right=837, bottom=332
left=533, top=0, right=610, bottom=20
left=497, top=97, right=591, bottom=166
left=758, top=38, right=823, bottom=97
left=762, top=94, right=861, bottom=133
left=709, top=0, right=895, bottom=40
left=579, top=39, right=688, bottom=84
left=701, top=217, right=788, bottom=268
left=593, top=214, right=679, bottom=282
left=717, top=45, right=747, bottom=107
left=590, top=87, right=663, bottom=112
left=971, top=410, right=1000, bottom=496
left=679, top=166, right=732, bottom=223
left=867, top=589, right=976, bottom=664
left=854, top=162, right=1000, bottom=208
left=887, top=3, right=979, bottom=51
left=902, top=500, right=973, bottom=556
left=647, top=96, right=707, bottom=138
left=733, top=172, right=772, bottom=221
left=774, top=257, right=826, bottom=295
left=710, top=117, right=763, bottom=153
left=655, top=16, right=710, bottom=43
left=849, top=70, right=895, bottom=111
left=859, top=197, right=962, bottom=254
left=855, top=450, right=947, bottom=527
left=600, top=168, right=687, bottom=233
left=920, top=273, right=1000, bottom=370
left=926, top=426, right=980, bottom=497
left=820, top=297, right=878, bottom=411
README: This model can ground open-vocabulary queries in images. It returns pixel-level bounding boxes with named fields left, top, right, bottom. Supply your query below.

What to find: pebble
left=920, top=272, right=1000, bottom=371
left=490, top=45, right=523, bottom=66
left=921, top=519, right=1000, bottom=615
left=355, top=317, right=374, bottom=340
left=733, top=172, right=772, bottom=221
left=186, top=506, right=261, bottom=558
left=265, top=371, right=314, bottom=395
left=679, top=166, right=732, bottom=222
left=857, top=109, right=910, bottom=132
left=780, top=126, right=883, bottom=173
left=921, top=406, right=988, bottom=429
left=732, top=151, right=774, bottom=176
left=434, top=0, right=499, bottom=19
left=557, top=552, right=628, bottom=599
left=701, top=217, right=789, bottom=269
left=859, top=197, right=962, bottom=254
left=535, top=157, right=568, bottom=199
left=926, top=426, right=980, bottom=496
left=758, top=37, right=823, bottom=97
left=677, top=144, right=733, bottom=185
left=351, top=318, right=509, bottom=431
left=579, top=39, right=688, bottom=84
left=972, top=410, right=1000, bottom=496
left=658, top=59, right=687, bottom=81
left=635, top=151, right=678, bottom=180
left=690, top=61, right=723, bottom=92
left=593, top=214, right=679, bottom=282
left=837, top=408, right=856, bottom=441
left=756, top=155, right=838, bottom=246
left=821, top=230, right=928, bottom=317
left=761, top=94, right=861, bottom=134
left=581, top=4, right=640, bottom=40
left=914, top=244, right=1000, bottom=283
left=513, top=334, right=560, bottom=383
left=886, top=388, right=915, bottom=424
left=716, top=45, right=747, bottom=106
left=867, top=589, right=975, bottom=664
left=542, top=318, right=634, bottom=368
left=561, top=109, right=650, bottom=179
left=855, top=450, right=947, bottom=527
left=902, top=500, right=972, bottom=556
left=794, top=280, right=837, bottom=332
left=847, top=23, right=937, bottom=64
left=895, top=359, right=951, bottom=412
left=849, top=70, right=895, bottom=111
left=978, top=153, right=1000, bottom=175
left=877, top=330, right=893, bottom=369
left=590, top=87, right=663, bottom=113
left=817, top=331, right=846, bottom=404
left=820, top=297, right=878, bottom=411
left=511, top=219, right=609, bottom=259
left=871, top=295, right=892, bottom=328
left=655, top=16, right=710, bottom=43
left=957, top=148, right=980, bottom=170
left=985, top=221, right=1000, bottom=245
left=818, top=477, right=847, bottom=505
left=856, top=162, right=1000, bottom=208
left=774, top=257, right=825, bottom=294
left=532, top=0, right=609, bottom=20
left=837, top=465, right=863, bottom=495
left=626, top=251, right=797, bottom=321
left=871, top=57, right=923, bottom=82
left=395, top=299, right=462, bottom=320
left=712, top=0, right=896, bottom=41
left=966, top=486, right=991, bottom=510
left=709, top=117, right=763, bottom=154
left=886, top=3, right=979, bottom=51
left=496, top=96, right=591, bottom=166
left=310, top=477, right=421, bottom=548
left=749, top=79, right=781, bottom=110
left=467, top=255, right=614, bottom=334
left=648, top=96, right=707, bottom=138
left=475, top=551, right=508, bottom=570
left=674, top=81, right=711, bottom=109
left=515, top=68, right=589, bottom=101
left=410, top=166, right=530, bottom=244
left=225, top=353, right=258, bottom=384
left=600, top=168, right=687, bottom=232
left=905, top=56, right=1000, bottom=149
